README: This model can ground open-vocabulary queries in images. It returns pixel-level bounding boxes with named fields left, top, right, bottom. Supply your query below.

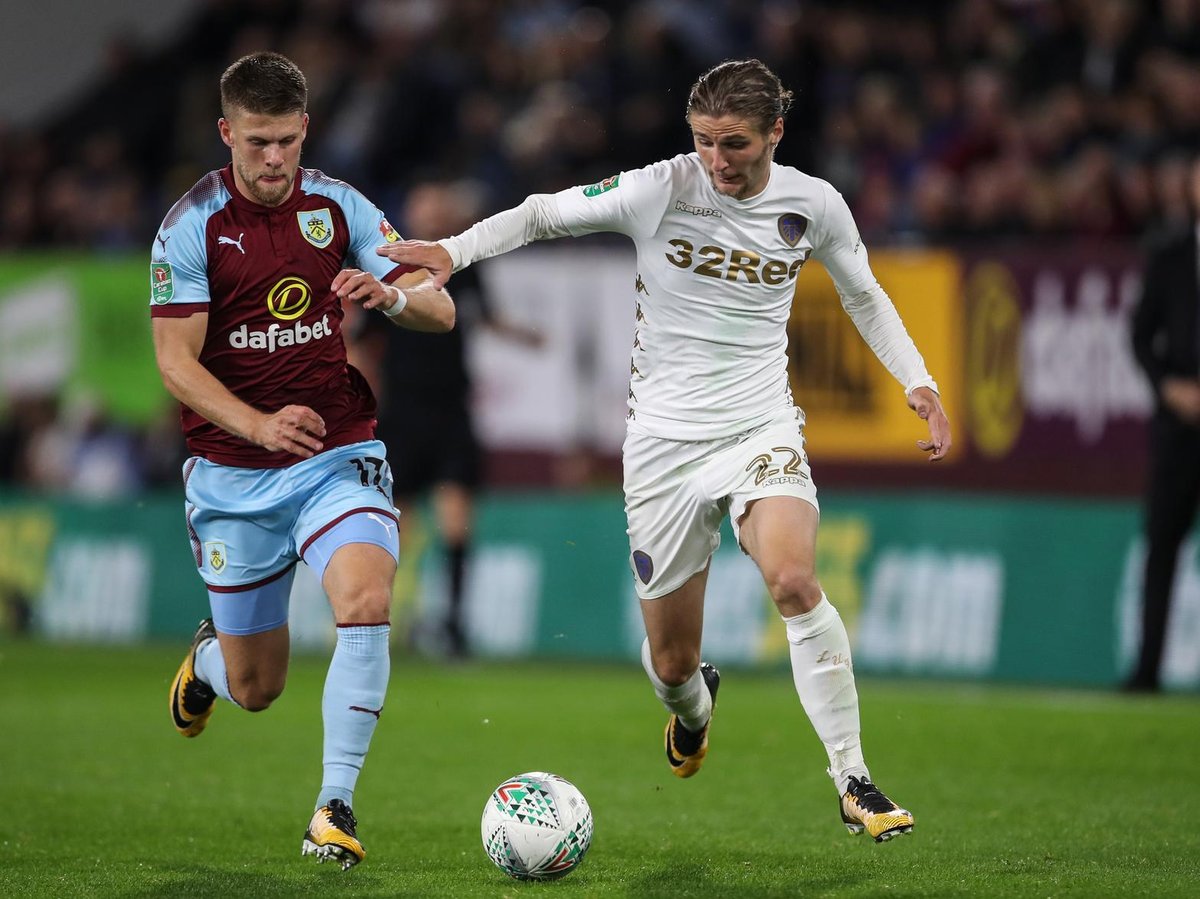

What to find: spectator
left=1126, top=152, right=1200, bottom=693
left=4, top=0, right=1199, bottom=250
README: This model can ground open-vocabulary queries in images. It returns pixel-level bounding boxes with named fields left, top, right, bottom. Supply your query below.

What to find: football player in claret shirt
left=151, top=51, right=454, bottom=870
left=379, top=58, right=951, bottom=844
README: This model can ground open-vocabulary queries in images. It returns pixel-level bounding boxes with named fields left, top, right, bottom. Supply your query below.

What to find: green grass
left=0, top=641, right=1197, bottom=898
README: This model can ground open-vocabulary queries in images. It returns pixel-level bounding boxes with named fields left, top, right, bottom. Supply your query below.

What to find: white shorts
left=623, top=408, right=819, bottom=600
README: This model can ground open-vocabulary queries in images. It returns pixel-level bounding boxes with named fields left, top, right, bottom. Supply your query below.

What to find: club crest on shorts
left=777, top=213, right=808, bottom=247
left=204, top=542, right=227, bottom=573
left=298, top=208, right=334, bottom=248
left=632, top=550, right=654, bottom=585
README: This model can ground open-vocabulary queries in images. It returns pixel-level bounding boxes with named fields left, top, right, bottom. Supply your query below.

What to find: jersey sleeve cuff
left=905, top=377, right=939, bottom=396
left=382, top=263, right=419, bottom=283
left=150, top=302, right=209, bottom=317
left=441, top=237, right=466, bottom=272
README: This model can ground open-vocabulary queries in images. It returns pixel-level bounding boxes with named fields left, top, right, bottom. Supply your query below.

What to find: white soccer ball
left=481, top=771, right=593, bottom=880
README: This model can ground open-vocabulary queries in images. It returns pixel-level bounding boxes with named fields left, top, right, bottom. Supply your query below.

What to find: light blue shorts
left=183, top=440, right=400, bottom=635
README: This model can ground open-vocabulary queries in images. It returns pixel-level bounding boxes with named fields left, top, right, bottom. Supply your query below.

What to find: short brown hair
left=220, top=51, right=307, bottom=119
left=686, top=59, right=793, bottom=132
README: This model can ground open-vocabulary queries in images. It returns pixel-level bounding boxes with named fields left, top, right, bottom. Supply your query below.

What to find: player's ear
left=218, top=118, right=234, bottom=149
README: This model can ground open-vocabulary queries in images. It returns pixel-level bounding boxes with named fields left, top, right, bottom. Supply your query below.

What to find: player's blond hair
left=686, top=59, right=793, bottom=133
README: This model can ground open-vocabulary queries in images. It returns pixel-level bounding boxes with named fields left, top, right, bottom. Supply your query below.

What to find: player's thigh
left=713, top=411, right=823, bottom=613
left=623, top=431, right=726, bottom=601
left=294, top=440, right=400, bottom=566
left=322, top=541, right=397, bottom=624
left=207, top=564, right=297, bottom=637
left=184, top=457, right=299, bottom=590
left=738, top=496, right=822, bottom=613
left=715, top=411, right=819, bottom=549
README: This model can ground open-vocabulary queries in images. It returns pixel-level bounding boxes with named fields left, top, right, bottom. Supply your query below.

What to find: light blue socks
left=316, top=624, right=390, bottom=810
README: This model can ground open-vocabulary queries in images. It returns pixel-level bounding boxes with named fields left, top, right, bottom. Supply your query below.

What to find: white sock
left=193, top=634, right=236, bottom=704
left=640, top=637, right=711, bottom=732
left=783, top=596, right=869, bottom=794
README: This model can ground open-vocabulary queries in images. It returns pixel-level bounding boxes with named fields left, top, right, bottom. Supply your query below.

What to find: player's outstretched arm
left=375, top=194, right=576, bottom=288
left=152, top=315, right=326, bottom=457
left=375, top=241, right=453, bottom=287
left=334, top=267, right=455, bottom=333
left=907, top=386, right=951, bottom=461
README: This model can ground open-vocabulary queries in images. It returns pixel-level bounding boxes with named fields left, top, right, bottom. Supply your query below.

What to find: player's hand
left=333, top=268, right=398, bottom=312
left=1161, top=377, right=1200, bottom=424
left=908, top=386, right=951, bottom=461
left=254, top=405, right=326, bottom=457
left=376, top=240, right=453, bottom=288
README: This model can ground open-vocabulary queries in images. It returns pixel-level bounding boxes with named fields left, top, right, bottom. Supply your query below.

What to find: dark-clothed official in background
left=1128, top=156, right=1200, bottom=692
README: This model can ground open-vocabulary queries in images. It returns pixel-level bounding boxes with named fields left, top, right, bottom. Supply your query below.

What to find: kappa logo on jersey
left=379, top=218, right=400, bottom=242
left=582, top=174, right=620, bottom=198
left=777, top=213, right=809, bottom=247
left=674, top=200, right=722, bottom=218
left=299, top=208, right=334, bottom=248
left=151, top=262, right=174, bottom=304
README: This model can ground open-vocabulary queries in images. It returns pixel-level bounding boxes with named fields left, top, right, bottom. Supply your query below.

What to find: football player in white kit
left=377, top=59, right=950, bottom=842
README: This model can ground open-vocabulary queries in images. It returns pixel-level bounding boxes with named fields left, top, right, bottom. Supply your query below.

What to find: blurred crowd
left=0, top=393, right=187, bottom=496
left=2, top=0, right=1199, bottom=496
left=1, top=0, right=1199, bottom=253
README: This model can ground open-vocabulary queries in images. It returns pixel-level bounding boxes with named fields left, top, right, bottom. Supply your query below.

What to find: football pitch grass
left=1, top=641, right=1197, bottom=898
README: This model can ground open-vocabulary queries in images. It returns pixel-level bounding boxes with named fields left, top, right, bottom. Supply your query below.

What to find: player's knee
left=230, top=675, right=285, bottom=711
left=335, top=582, right=392, bottom=624
left=653, top=648, right=702, bottom=687
left=765, top=566, right=822, bottom=615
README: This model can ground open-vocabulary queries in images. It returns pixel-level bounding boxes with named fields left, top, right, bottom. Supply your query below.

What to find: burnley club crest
left=299, top=208, right=334, bottom=248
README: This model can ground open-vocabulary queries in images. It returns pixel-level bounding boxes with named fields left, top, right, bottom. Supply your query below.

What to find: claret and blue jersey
left=149, top=164, right=409, bottom=468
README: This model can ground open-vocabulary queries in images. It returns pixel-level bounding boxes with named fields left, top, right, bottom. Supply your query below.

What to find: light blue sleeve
left=306, top=171, right=405, bottom=282
left=149, top=173, right=226, bottom=308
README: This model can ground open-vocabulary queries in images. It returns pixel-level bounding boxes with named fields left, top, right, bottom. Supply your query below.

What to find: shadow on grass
left=621, top=848, right=870, bottom=898
left=108, top=864, right=402, bottom=899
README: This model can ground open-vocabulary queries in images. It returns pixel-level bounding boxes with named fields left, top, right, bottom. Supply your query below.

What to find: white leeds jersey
left=445, top=153, right=937, bottom=441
